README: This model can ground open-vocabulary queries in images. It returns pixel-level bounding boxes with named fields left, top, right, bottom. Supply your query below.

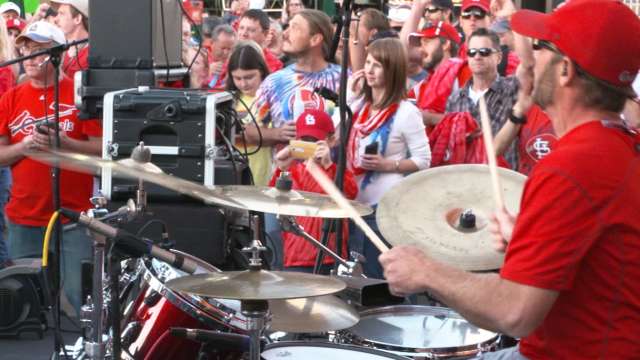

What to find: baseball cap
left=6, top=18, right=25, bottom=32
left=296, top=109, right=335, bottom=140
left=16, top=21, right=66, bottom=46
left=388, top=5, right=411, bottom=24
left=432, top=0, right=454, bottom=10
left=511, top=0, right=640, bottom=90
left=490, top=18, right=511, bottom=34
left=50, top=0, right=88, bottom=18
left=0, top=2, right=20, bottom=17
left=410, top=21, right=461, bottom=45
left=461, top=0, right=490, bottom=12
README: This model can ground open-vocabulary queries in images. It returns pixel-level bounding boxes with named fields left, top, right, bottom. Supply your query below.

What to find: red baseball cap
left=409, top=21, right=461, bottom=45
left=512, top=0, right=640, bottom=90
left=461, top=0, right=490, bottom=12
left=6, top=18, right=25, bottom=32
left=296, top=109, right=335, bottom=140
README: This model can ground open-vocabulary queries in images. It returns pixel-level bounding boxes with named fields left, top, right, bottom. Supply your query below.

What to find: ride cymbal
left=377, top=164, right=526, bottom=271
left=269, top=295, right=359, bottom=332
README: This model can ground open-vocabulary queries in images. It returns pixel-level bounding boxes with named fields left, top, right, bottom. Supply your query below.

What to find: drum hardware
left=336, top=276, right=404, bottom=308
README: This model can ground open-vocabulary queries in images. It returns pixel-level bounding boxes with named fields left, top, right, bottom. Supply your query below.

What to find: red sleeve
left=0, top=67, right=15, bottom=95
left=500, top=167, right=601, bottom=290
left=0, top=87, right=14, bottom=137
left=268, top=167, right=282, bottom=187
left=82, top=119, right=103, bottom=137
left=505, top=51, right=520, bottom=76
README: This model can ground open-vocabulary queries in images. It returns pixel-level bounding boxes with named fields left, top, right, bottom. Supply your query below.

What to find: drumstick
left=306, top=161, right=390, bottom=253
left=479, top=96, right=505, bottom=210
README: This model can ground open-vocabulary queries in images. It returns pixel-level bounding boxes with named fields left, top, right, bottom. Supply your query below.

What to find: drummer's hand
left=380, top=245, right=430, bottom=296
left=489, top=207, right=516, bottom=253
left=275, top=146, right=294, bottom=171
left=360, top=153, right=392, bottom=172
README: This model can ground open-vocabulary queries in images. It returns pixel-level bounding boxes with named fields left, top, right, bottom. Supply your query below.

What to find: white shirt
left=351, top=99, right=431, bottom=206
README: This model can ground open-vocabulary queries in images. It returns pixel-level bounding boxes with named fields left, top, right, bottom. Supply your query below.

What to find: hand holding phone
left=364, top=141, right=379, bottom=155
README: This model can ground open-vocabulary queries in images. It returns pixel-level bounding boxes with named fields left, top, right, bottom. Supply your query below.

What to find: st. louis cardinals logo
left=9, top=103, right=76, bottom=137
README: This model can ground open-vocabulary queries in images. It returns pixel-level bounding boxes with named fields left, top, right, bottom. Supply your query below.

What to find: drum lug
left=121, top=321, right=142, bottom=348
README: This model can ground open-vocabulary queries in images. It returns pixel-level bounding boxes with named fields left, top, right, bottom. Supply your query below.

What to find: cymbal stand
left=278, top=215, right=364, bottom=277
left=240, top=215, right=269, bottom=360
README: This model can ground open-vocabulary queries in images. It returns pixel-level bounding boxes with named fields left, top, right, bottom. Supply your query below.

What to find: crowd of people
left=0, top=0, right=639, bottom=358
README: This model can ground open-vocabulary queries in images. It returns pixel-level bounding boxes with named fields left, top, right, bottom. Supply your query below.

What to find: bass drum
left=262, top=341, right=411, bottom=359
left=121, top=250, right=247, bottom=360
left=339, top=305, right=500, bottom=359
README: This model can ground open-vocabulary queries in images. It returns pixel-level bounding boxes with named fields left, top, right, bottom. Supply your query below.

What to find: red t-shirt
left=0, top=77, right=102, bottom=226
left=62, top=45, right=89, bottom=79
left=0, top=66, right=15, bottom=94
left=517, top=105, right=557, bottom=175
left=270, top=162, right=358, bottom=267
left=501, top=121, right=640, bottom=359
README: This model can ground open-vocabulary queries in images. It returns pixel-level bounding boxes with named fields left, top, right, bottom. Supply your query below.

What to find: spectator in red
left=207, top=24, right=237, bottom=88
left=50, top=0, right=89, bottom=78
left=0, top=21, right=102, bottom=315
left=271, top=109, right=358, bottom=273
left=405, top=21, right=464, bottom=128
left=237, top=9, right=283, bottom=73
left=6, top=17, right=25, bottom=48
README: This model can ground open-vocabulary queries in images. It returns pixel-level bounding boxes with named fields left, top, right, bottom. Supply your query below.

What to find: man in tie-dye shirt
left=248, top=9, right=341, bottom=150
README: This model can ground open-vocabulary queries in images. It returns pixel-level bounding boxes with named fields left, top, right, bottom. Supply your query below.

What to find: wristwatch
left=508, top=108, right=527, bottom=124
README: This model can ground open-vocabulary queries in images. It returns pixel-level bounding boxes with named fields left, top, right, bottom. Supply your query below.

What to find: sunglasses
left=532, top=39, right=562, bottom=54
left=466, top=47, right=497, bottom=58
left=425, top=6, right=443, bottom=14
left=461, top=10, right=487, bottom=20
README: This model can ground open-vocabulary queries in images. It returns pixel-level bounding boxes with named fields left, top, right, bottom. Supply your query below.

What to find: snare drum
left=339, top=305, right=500, bottom=359
left=121, top=250, right=247, bottom=359
left=262, top=341, right=411, bottom=359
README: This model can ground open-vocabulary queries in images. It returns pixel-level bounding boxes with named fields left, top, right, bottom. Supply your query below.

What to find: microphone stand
left=0, top=38, right=89, bottom=358
left=313, top=0, right=355, bottom=274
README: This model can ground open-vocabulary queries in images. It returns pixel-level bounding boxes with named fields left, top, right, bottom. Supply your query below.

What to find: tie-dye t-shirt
left=253, top=63, right=341, bottom=129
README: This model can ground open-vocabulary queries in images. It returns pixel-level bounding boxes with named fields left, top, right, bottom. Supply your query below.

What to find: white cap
left=0, top=2, right=21, bottom=17
left=50, top=0, right=88, bottom=18
left=249, top=0, right=265, bottom=9
left=387, top=5, right=411, bottom=24
left=16, top=21, right=66, bottom=46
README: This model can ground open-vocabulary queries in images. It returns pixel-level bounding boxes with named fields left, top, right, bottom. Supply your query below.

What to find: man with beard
left=380, top=1, right=640, bottom=358
left=406, top=21, right=464, bottom=127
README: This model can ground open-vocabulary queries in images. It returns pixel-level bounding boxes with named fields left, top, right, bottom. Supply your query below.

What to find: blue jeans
left=7, top=220, right=93, bottom=314
left=348, top=206, right=390, bottom=279
left=0, top=167, right=11, bottom=264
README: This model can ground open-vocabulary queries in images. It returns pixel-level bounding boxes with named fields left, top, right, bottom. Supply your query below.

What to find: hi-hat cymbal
left=269, top=295, right=359, bottom=332
left=166, top=270, right=346, bottom=300
left=377, top=164, right=527, bottom=271
left=211, top=185, right=373, bottom=218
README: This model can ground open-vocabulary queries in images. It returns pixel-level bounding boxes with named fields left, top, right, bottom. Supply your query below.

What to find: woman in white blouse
left=347, top=37, right=431, bottom=279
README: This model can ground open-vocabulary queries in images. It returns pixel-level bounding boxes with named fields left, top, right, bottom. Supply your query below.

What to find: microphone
left=59, top=208, right=198, bottom=274
left=170, top=328, right=251, bottom=352
left=315, top=87, right=340, bottom=103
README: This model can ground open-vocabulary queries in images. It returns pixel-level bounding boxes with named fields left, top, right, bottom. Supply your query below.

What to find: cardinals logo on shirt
left=525, top=133, right=557, bottom=162
left=9, top=103, right=76, bottom=137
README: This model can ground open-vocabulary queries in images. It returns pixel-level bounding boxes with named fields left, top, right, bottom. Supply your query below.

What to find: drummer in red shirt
left=380, top=1, right=640, bottom=359
left=270, top=109, right=358, bottom=274
left=0, top=21, right=102, bottom=315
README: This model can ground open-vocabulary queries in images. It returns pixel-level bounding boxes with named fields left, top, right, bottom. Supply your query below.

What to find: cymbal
left=211, top=185, right=374, bottom=218
left=28, top=150, right=373, bottom=218
left=165, top=270, right=346, bottom=300
left=377, top=164, right=527, bottom=271
left=269, top=295, right=359, bottom=332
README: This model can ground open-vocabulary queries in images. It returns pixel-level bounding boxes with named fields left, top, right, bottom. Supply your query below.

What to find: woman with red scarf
left=347, top=38, right=431, bottom=279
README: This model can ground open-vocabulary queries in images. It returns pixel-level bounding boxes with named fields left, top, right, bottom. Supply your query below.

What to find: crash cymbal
left=377, top=164, right=527, bottom=271
left=269, top=295, right=359, bottom=332
left=27, top=150, right=244, bottom=208
left=212, top=185, right=374, bottom=218
left=166, top=270, right=346, bottom=300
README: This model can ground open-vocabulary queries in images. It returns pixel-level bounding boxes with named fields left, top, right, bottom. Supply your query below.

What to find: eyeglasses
left=466, top=47, right=497, bottom=58
left=19, top=46, right=49, bottom=56
left=532, top=39, right=562, bottom=54
left=461, top=10, right=487, bottom=20
left=425, top=6, right=442, bottom=14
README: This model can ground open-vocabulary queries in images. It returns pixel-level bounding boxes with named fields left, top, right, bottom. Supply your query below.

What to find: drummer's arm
left=420, top=263, right=558, bottom=338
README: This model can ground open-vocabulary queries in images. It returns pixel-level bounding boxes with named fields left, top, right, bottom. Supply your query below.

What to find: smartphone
left=289, top=140, right=318, bottom=160
left=36, top=120, right=56, bottom=134
left=364, top=141, right=379, bottom=155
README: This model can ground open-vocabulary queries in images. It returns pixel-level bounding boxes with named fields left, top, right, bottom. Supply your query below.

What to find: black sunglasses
left=532, top=39, right=562, bottom=54
left=461, top=10, right=487, bottom=20
left=466, top=47, right=497, bottom=58
left=425, top=6, right=443, bottom=14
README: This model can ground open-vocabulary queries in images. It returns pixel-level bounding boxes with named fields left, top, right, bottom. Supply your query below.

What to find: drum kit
left=29, top=148, right=527, bottom=360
